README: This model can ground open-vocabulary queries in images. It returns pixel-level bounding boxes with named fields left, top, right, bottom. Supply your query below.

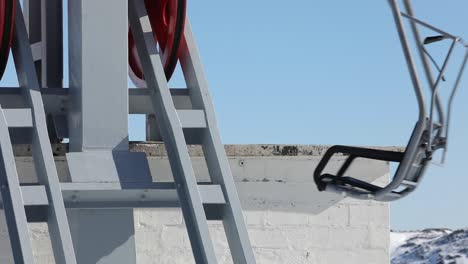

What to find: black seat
left=314, top=145, right=408, bottom=196
left=313, top=123, right=433, bottom=201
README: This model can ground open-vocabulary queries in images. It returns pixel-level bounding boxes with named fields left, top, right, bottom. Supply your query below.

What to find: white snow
left=391, top=229, right=468, bottom=264
left=390, top=231, right=419, bottom=255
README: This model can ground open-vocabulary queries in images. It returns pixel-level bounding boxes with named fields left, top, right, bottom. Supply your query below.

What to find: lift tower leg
left=67, top=0, right=137, bottom=263
left=129, top=0, right=256, bottom=262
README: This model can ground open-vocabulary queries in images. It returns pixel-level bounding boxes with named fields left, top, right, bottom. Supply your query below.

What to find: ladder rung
left=0, top=185, right=48, bottom=207
left=178, top=110, right=206, bottom=128
left=4, top=109, right=33, bottom=128
left=199, top=185, right=226, bottom=204
left=21, top=185, right=49, bottom=205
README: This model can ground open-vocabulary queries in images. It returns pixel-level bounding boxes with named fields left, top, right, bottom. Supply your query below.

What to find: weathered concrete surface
left=0, top=144, right=392, bottom=263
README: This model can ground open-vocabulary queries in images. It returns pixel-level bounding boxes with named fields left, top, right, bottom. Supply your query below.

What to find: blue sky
left=181, top=0, right=468, bottom=230
left=2, top=1, right=467, bottom=230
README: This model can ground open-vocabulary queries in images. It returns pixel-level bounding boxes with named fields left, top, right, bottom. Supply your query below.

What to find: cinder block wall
left=0, top=145, right=390, bottom=263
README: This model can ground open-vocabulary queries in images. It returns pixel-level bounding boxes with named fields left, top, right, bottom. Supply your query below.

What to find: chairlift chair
left=314, top=0, right=468, bottom=202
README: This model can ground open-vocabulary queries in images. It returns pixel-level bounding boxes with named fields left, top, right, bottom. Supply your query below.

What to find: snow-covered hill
left=391, top=228, right=468, bottom=264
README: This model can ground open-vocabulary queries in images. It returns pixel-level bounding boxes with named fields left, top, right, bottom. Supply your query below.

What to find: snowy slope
left=391, top=229, right=468, bottom=264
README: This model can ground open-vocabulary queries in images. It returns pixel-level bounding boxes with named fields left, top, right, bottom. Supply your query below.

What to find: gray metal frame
left=0, top=1, right=78, bottom=263
left=128, top=0, right=255, bottom=262
left=394, top=0, right=468, bottom=163
left=180, top=20, right=257, bottom=264
left=0, top=105, right=35, bottom=263
left=0, top=0, right=255, bottom=263
left=321, top=0, right=468, bottom=201
left=24, top=0, right=64, bottom=143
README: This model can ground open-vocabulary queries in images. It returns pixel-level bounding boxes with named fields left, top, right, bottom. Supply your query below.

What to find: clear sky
left=2, top=0, right=468, bottom=231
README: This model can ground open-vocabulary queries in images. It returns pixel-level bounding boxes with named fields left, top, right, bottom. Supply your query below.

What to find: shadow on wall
left=233, top=156, right=389, bottom=215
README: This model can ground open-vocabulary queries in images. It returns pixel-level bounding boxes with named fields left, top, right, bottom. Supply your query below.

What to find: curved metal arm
left=389, top=0, right=427, bottom=123
left=403, top=0, right=445, bottom=129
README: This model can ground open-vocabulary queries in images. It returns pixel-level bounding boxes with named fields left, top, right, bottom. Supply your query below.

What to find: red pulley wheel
left=0, top=0, right=15, bottom=81
left=129, top=0, right=186, bottom=87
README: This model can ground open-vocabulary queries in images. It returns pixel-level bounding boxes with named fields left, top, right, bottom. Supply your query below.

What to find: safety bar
left=314, top=121, right=431, bottom=201
left=314, top=145, right=404, bottom=192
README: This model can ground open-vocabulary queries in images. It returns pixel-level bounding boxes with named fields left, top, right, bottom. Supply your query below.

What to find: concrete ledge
left=11, top=142, right=405, bottom=157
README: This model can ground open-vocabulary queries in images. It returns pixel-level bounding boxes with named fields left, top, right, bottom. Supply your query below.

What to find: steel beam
left=67, top=1, right=137, bottom=263
left=0, top=88, right=192, bottom=113
left=0, top=107, right=35, bottom=264
left=12, top=3, right=77, bottom=262
left=0, top=184, right=226, bottom=208
left=129, top=1, right=218, bottom=262
left=68, top=0, right=128, bottom=152
left=180, top=20, right=257, bottom=264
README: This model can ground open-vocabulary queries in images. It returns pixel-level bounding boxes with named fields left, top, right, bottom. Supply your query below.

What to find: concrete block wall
left=0, top=144, right=391, bottom=263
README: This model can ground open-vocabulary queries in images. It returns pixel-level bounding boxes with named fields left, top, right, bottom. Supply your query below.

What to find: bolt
left=238, top=160, right=245, bottom=167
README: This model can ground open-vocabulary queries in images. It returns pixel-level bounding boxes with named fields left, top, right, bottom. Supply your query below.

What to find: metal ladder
left=0, top=2, right=77, bottom=263
left=128, top=0, right=256, bottom=263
